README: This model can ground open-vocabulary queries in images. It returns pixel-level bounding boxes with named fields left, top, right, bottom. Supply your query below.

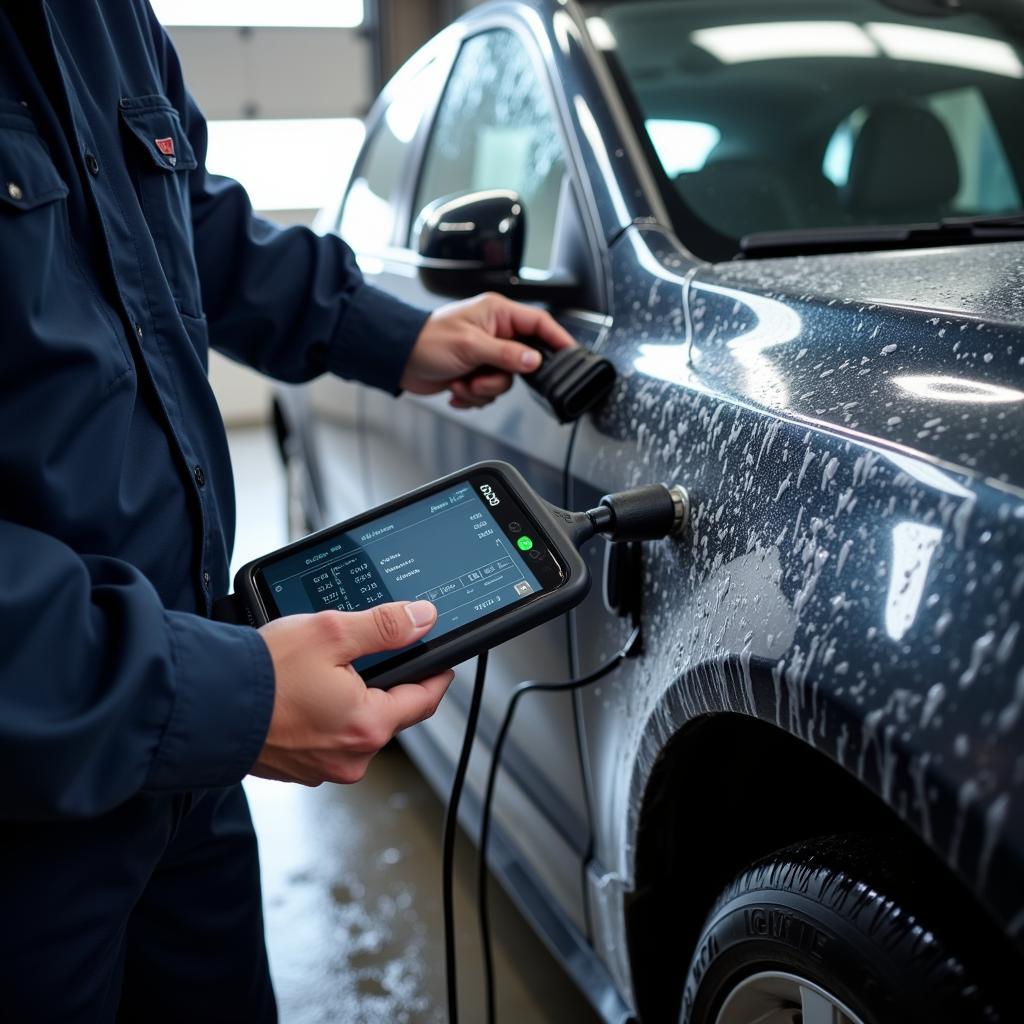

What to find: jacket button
left=85, top=153, right=100, bottom=176
left=194, top=464, right=206, bottom=487
left=203, top=571, right=211, bottom=588
left=7, top=182, right=23, bottom=200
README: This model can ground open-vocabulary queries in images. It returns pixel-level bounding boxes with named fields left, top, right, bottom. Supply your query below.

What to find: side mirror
left=415, top=189, right=525, bottom=298
left=415, top=190, right=584, bottom=305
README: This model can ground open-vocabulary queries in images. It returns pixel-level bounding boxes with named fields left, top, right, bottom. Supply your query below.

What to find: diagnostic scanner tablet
left=231, top=461, right=590, bottom=689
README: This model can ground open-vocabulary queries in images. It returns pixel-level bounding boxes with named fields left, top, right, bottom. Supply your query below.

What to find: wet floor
left=230, top=427, right=601, bottom=1024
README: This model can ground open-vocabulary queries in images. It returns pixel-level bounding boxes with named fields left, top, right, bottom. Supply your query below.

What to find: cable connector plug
left=548, top=482, right=689, bottom=551
left=593, top=482, right=689, bottom=542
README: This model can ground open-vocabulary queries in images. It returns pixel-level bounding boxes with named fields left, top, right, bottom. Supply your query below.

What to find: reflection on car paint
left=570, top=228, right=1024, bottom=1001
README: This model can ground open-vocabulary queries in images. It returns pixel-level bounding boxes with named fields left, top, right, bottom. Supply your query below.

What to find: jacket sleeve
left=0, top=520, right=275, bottom=821
left=144, top=6, right=429, bottom=393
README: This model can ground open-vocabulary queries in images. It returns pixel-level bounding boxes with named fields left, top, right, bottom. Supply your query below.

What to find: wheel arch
left=623, top=709, right=1020, bottom=1022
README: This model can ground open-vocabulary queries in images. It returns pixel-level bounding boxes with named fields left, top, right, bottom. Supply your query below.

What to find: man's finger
left=467, top=371, right=513, bottom=398
left=370, top=669, right=456, bottom=733
left=449, top=379, right=491, bottom=408
left=494, top=300, right=576, bottom=352
left=323, top=601, right=438, bottom=664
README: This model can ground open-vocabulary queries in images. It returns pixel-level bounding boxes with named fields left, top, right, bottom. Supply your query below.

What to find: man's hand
left=400, top=292, right=576, bottom=409
left=252, top=600, right=453, bottom=786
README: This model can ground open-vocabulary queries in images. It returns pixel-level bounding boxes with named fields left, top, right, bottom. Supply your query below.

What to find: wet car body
left=274, top=1, right=1024, bottom=1018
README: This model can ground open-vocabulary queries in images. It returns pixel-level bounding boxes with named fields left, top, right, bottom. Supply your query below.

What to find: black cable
left=442, top=651, right=488, bottom=1024
left=477, top=625, right=642, bottom=1024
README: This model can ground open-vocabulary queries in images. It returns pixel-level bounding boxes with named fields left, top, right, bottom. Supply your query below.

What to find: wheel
left=679, top=835, right=1003, bottom=1024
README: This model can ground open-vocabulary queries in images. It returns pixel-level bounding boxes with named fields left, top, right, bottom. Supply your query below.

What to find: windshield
left=585, top=0, right=1024, bottom=260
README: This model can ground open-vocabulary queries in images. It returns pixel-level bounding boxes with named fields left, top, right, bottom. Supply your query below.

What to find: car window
left=586, top=0, right=1024, bottom=259
left=340, top=58, right=446, bottom=253
left=824, top=86, right=1022, bottom=217
left=411, top=30, right=568, bottom=272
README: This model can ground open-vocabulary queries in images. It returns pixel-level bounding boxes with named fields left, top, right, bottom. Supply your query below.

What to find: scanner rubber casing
left=232, top=460, right=591, bottom=688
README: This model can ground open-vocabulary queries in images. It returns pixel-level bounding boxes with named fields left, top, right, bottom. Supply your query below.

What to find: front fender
left=571, top=359, right=1024, bottom=979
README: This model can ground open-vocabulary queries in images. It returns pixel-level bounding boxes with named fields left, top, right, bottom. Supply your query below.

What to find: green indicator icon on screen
left=516, top=535, right=534, bottom=552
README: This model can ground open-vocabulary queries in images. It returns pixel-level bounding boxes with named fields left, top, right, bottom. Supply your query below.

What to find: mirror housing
left=415, top=190, right=584, bottom=305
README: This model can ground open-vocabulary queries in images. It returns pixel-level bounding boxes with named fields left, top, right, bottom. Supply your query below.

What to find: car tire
left=679, top=834, right=1002, bottom=1024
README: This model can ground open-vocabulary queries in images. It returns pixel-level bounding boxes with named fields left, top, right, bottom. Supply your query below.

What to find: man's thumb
left=329, top=601, right=438, bottom=664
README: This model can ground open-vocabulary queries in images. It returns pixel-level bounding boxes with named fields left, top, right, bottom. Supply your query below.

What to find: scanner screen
left=258, top=479, right=548, bottom=674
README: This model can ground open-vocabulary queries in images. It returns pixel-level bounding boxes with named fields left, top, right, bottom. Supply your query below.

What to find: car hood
left=687, top=241, right=1024, bottom=492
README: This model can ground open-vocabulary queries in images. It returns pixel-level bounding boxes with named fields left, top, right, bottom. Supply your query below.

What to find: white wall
left=166, top=22, right=372, bottom=425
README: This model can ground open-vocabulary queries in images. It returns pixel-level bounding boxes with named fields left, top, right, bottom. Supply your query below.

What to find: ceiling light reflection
left=894, top=375, right=1024, bottom=404
left=710, top=282, right=801, bottom=408
left=866, top=22, right=1024, bottom=79
left=383, top=59, right=446, bottom=145
left=885, top=452, right=972, bottom=500
left=689, top=20, right=1024, bottom=79
left=634, top=343, right=709, bottom=392
left=692, top=21, right=879, bottom=63
left=574, top=95, right=630, bottom=225
left=586, top=16, right=617, bottom=51
left=646, top=119, right=720, bottom=176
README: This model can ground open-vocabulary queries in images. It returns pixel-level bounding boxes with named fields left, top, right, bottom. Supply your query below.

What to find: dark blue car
left=274, top=1, right=1024, bottom=1020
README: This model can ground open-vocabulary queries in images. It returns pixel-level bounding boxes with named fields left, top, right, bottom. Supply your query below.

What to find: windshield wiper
left=739, top=216, right=1024, bottom=259
left=940, top=213, right=1024, bottom=229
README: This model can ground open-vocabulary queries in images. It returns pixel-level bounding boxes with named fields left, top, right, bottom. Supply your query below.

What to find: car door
left=334, top=23, right=610, bottom=931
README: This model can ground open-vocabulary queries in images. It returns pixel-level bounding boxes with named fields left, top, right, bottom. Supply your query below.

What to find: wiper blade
left=940, top=213, right=1024, bottom=229
left=739, top=217, right=1024, bottom=258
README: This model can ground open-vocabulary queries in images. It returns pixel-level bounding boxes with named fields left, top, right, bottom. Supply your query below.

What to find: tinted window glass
left=823, top=85, right=1021, bottom=216
left=341, top=59, right=445, bottom=252
left=412, top=31, right=567, bottom=271
left=587, top=0, right=1024, bottom=258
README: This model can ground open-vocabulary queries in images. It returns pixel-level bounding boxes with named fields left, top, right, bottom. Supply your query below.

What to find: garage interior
left=9, top=0, right=1023, bottom=1022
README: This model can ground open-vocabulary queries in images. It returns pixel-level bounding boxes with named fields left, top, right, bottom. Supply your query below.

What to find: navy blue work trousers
left=0, top=785, right=276, bottom=1023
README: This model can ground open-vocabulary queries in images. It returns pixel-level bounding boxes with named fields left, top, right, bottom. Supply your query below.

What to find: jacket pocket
left=0, top=112, right=135, bottom=398
left=119, top=95, right=203, bottom=317
left=0, top=108, right=69, bottom=211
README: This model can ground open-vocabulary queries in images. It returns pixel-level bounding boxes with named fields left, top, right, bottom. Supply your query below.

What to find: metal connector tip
left=667, top=484, right=690, bottom=535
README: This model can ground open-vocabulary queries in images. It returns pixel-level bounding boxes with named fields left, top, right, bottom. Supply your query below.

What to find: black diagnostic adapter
left=219, top=461, right=688, bottom=689
left=518, top=335, right=616, bottom=424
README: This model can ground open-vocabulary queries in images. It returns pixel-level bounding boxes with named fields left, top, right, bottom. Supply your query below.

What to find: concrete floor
left=228, top=426, right=601, bottom=1024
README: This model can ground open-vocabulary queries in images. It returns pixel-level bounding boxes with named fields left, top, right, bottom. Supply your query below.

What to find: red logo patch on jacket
left=154, top=137, right=175, bottom=159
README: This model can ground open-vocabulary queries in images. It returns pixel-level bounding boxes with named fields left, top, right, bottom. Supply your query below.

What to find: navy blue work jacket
left=0, top=1, right=428, bottom=820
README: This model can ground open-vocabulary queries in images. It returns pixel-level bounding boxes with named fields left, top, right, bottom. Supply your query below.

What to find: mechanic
left=0, top=2, right=574, bottom=1020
